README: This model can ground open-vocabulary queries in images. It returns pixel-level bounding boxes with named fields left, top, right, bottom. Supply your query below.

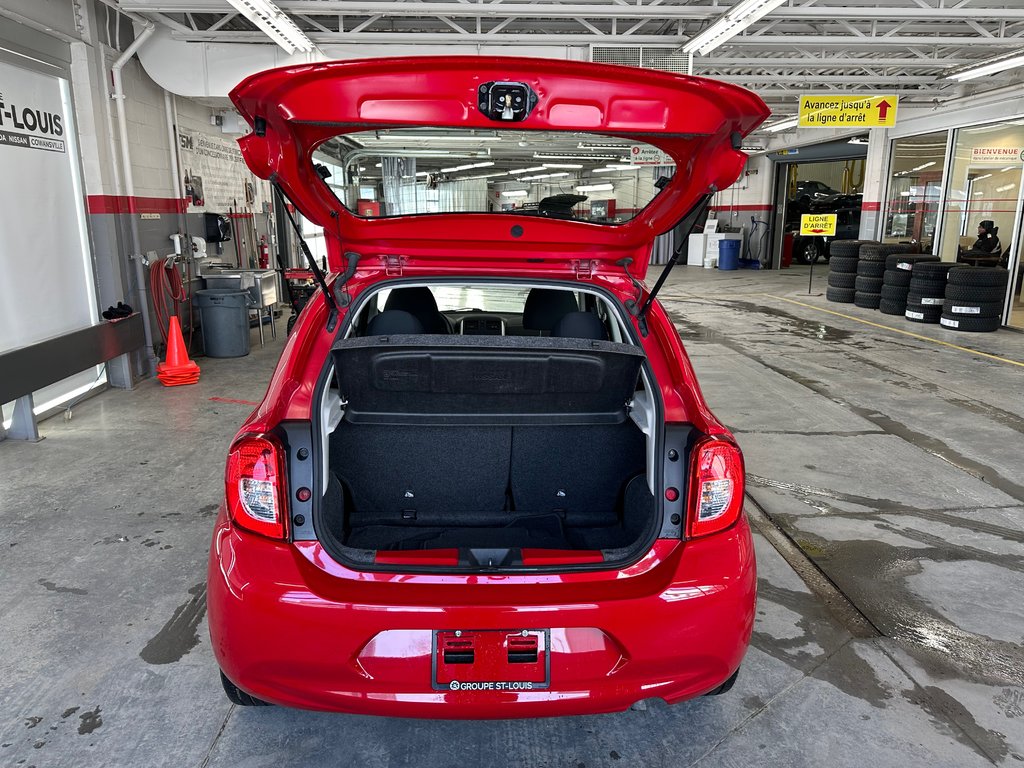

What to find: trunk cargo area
left=319, top=335, right=666, bottom=562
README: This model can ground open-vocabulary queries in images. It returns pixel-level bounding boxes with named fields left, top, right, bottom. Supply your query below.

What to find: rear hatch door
left=231, top=56, right=769, bottom=279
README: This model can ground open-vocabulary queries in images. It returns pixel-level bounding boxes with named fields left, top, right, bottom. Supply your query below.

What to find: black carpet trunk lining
left=326, top=422, right=653, bottom=552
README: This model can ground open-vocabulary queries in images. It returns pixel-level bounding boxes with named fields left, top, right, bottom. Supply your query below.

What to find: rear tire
left=704, top=668, right=740, bottom=696
left=797, top=239, right=821, bottom=264
left=220, top=671, right=273, bottom=707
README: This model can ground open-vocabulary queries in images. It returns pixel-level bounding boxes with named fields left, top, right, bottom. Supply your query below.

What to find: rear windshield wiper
left=273, top=182, right=340, bottom=331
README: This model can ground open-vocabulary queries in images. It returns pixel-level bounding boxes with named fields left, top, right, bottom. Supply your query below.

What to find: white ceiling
left=115, top=0, right=1024, bottom=117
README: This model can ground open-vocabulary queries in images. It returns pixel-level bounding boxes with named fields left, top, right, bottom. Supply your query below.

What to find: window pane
left=882, top=131, right=948, bottom=252
left=313, top=128, right=677, bottom=224
left=939, top=120, right=1024, bottom=264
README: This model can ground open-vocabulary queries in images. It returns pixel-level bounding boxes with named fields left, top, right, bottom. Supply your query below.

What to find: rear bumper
left=207, top=509, right=756, bottom=718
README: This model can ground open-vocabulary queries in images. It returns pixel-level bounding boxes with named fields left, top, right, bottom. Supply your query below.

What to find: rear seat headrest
left=523, top=288, right=579, bottom=331
left=384, top=287, right=449, bottom=333
left=553, top=311, right=608, bottom=341
left=366, top=310, right=424, bottom=336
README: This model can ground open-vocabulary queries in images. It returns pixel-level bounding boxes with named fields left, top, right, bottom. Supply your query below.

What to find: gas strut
left=272, top=182, right=340, bottom=332
left=631, top=192, right=715, bottom=337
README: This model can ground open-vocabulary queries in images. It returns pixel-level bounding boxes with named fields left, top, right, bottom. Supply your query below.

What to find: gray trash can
left=195, top=288, right=251, bottom=358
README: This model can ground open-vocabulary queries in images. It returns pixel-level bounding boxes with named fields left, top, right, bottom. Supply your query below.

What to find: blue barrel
left=718, top=239, right=740, bottom=270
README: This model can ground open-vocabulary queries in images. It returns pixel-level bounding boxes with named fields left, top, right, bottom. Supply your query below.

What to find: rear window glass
left=313, top=128, right=676, bottom=224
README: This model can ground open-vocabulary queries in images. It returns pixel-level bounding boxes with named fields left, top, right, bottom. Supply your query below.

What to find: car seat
left=384, top=287, right=451, bottom=333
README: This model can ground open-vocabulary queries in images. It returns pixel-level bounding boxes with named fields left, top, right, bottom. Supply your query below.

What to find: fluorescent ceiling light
left=681, top=0, right=789, bottom=56
left=577, top=142, right=631, bottom=151
left=946, top=49, right=1024, bottom=81
left=226, top=0, right=316, bottom=54
left=594, top=165, right=642, bottom=173
left=507, top=166, right=547, bottom=174
left=519, top=172, right=570, bottom=181
left=457, top=172, right=509, bottom=180
left=502, top=190, right=528, bottom=197
left=542, top=163, right=583, bottom=169
left=847, top=138, right=869, bottom=145
left=440, top=161, right=496, bottom=172
left=762, top=116, right=799, bottom=133
left=575, top=183, right=614, bottom=193
left=534, top=153, right=623, bottom=161
left=376, top=134, right=502, bottom=141
left=973, top=173, right=993, bottom=181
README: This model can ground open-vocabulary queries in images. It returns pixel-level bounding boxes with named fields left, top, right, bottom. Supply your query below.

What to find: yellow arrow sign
left=798, top=95, right=898, bottom=128
left=800, top=213, right=837, bottom=236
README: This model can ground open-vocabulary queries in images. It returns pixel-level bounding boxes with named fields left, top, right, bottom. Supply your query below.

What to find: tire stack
left=940, top=267, right=1009, bottom=332
left=905, top=261, right=955, bottom=324
left=826, top=240, right=876, bottom=304
left=855, top=243, right=912, bottom=309
left=880, top=254, right=939, bottom=315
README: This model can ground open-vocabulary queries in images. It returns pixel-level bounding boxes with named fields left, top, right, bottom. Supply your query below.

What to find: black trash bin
left=195, top=288, right=251, bottom=358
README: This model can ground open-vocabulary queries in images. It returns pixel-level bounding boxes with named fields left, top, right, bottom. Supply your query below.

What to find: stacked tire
left=827, top=240, right=876, bottom=304
left=940, top=267, right=1009, bottom=332
left=905, top=262, right=955, bottom=323
left=855, top=243, right=912, bottom=309
left=880, top=254, right=939, bottom=315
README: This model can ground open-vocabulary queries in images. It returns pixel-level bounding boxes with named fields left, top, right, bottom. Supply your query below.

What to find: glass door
left=882, top=131, right=948, bottom=252
left=939, top=119, right=1024, bottom=326
left=1008, top=210, right=1024, bottom=329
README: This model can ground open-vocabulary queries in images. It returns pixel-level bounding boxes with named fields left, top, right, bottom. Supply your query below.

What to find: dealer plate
left=432, top=629, right=550, bottom=691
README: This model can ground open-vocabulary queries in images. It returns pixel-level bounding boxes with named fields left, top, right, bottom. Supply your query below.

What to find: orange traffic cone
left=157, top=316, right=201, bottom=386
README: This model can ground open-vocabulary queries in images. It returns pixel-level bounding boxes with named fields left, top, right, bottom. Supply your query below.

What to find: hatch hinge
left=385, top=254, right=405, bottom=276
left=573, top=259, right=594, bottom=280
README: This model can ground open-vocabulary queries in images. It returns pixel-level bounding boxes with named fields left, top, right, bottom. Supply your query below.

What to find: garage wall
left=708, top=154, right=774, bottom=228
left=1, top=0, right=275, bottom=396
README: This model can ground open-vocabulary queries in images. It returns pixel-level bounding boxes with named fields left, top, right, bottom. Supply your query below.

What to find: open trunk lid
left=231, top=56, right=769, bottom=279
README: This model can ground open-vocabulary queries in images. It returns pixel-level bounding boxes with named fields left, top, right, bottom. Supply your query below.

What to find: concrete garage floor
left=1, top=264, right=1022, bottom=767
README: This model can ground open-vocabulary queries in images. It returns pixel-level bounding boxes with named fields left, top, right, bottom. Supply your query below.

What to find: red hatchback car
left=208, top=56, right=768, bottom=717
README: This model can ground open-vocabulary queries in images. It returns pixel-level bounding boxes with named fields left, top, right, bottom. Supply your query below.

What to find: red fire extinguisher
left=258, top=235, right=270, bottom=269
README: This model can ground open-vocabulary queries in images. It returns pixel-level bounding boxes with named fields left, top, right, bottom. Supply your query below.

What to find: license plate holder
left=432, top=629, right=550, bottom=692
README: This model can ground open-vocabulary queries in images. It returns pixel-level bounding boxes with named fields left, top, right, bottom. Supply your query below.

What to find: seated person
left=961, top=220, right=1001, bottom=261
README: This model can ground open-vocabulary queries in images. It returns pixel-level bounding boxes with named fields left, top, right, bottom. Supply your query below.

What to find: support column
left=6, top=395, right=43, bottom=442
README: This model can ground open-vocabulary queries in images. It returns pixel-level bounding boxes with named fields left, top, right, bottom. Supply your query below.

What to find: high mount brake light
left=225, top=435, right=289, bottom=540
left=686, top=438, right=744, bottom=539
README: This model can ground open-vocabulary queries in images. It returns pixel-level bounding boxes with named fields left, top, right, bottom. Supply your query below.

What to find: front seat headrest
left=553, top=311, right=608, bottom=341
left=366, top=310, right=424, bottom=336
left=523, top=289, right=578, bottom=331
left=384, top=287, right=448, bottom=333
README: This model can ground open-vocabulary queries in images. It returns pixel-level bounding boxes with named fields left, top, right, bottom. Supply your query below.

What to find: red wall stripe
left=86, top=195, right=188, bottom=215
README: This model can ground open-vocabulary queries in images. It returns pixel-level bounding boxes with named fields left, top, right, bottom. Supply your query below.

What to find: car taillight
left=225, top=435, right=289, bottom=540
left=686, top=437, right=744, bottom=539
